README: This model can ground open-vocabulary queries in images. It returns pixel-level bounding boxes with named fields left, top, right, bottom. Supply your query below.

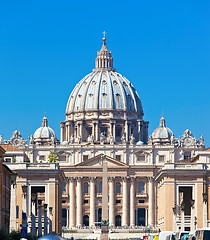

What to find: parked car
left=181, top=234, right=189, bottom=240
left=175, top=231, right=189, bottom=240
left=195, top=228, right=210, bottom=240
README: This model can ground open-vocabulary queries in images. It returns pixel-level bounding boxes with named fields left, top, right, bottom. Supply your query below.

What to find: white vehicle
left=159, top=231, right=174, bottom=240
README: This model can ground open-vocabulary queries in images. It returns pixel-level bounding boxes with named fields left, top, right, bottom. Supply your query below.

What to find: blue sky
left=0, top=1, right=210, bottom=146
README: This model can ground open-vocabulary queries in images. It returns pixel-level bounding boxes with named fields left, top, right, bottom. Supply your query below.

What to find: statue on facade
left=100, top=132, right=105, bottom=145
left=78, top=135, right=82, bottom=144
left=69, top=135, right=74, bottom=144
left=109, top=134, right=114, bottom=145
left=90, top=134, right=94, bottom=144
left=200, top=135, right=204, bottom=146
left=170, top=133, right=175, bottom=145
left=121, top=133, right=126, bottom=144
left=29, top=135, right=34, bottom=145
left=51, top=135, right=56, bottom=145
left=130, top=134, right=135, bottom=145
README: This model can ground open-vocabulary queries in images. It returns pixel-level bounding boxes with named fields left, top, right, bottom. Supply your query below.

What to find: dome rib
left=82, top=71, right=98, bottom=111
left=112, top=72, right=127, bottom=111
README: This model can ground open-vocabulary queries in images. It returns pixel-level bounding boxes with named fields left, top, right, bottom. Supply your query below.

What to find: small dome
left=152, top=116, right=173, bottom=139
left=61, top=141, right=69, bottom=145
left=136, top=141, right=144, bottom=146
left=34, top=116, right=56, bottom=140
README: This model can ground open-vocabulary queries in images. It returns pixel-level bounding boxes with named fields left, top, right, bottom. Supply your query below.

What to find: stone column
left=148, top=177, right=154, bottom=226
left=38, top=201, right=42, bottom=236
left=130, top=178, right=135, bottom=226
left=79, top=121, right=83, bottom=140
left=110, top=122, right=113, bottom=136
left=44, top=204, right=48, bottom=235
left=109, top=178, right=115, bottom=227
left=92, top=123, right=95, bottom=140
left=113, top=122, right=116, bottom=142
left=76, top=178, right=82, bottom=227
left=102, top=156, right=108, bottom=221
left=31, top=199, right=36, bottom=237
left=69, top=178, right=76, bottom=228
left=125, top=121, right=129, bottom=142
left=60, top=123, right=64, bottom=143
left=122, top=177, right=128, bottom=226
left=66, top=122, right=70, bottom=142
left=95, top=122, right=99, bottom=141
left=90, top=178, right=95, bottom=227
left=10, top=184, right=17, bottom=231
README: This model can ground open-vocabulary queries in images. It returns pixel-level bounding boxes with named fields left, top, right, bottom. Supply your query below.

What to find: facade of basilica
left=1, top=36, right=210, bottom=235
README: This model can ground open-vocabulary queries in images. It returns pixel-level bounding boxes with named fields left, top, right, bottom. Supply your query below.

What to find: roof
left=0, top=144, right=22, bottom=152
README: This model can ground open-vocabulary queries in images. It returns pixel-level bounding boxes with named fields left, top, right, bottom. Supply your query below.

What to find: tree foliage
left=48, top=151, right=58, bottom=163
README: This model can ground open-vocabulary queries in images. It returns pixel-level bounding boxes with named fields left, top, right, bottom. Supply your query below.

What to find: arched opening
left=97, top=208, right=102, bottom=223
left=83, top=215, right=89, bottom=226
left=115, top=215, right=121, bottom=227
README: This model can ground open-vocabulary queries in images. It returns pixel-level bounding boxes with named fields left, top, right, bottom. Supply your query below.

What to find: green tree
left=48, top=151, right=58, bottom=163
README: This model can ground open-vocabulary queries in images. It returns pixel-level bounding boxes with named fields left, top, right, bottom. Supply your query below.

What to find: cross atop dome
left=93, top=32, right=115, bottom=72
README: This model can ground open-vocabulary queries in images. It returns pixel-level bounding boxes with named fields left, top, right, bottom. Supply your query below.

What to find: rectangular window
left=116, top=184, right=121, bottom=194
left=62, top=200, right=66, bottom=203
left=116, top=155, right=121, bottom=161
left=159, top=155, right=165, bottom=162
left=16, top=205, right=19, bottom=218
left=98, top=181, right=102, bottom=194
left=139, top=200, right=145, bottom=203
left=138, top=182, right=145, bottom=193
left=84, top=184, right=89, bottom=194
left=83, top=155, right=88, bottom=161
left=137, top=155, right=145, bottom=162
left=84, top=200, right=88, bottom=204
left=116, top=199, right=121, bottom=204
left=39, top=156, right=45, bottom=161
left=62, top=182, right=66, bottom=194
left=184, top=152, right=191, bottom=159
left=116, top=127, right=122, bottom=137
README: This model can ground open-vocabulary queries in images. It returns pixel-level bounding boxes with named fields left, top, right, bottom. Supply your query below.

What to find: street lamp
left=38, top=199, right=42, bottom=206
left=181, top=202, right=185, bottom=212
left=22, top=185, right=27, bottom=198
left=10, top=173, right=17, bottom=188
left=172, top=206, right=176, bottom=214
left=203, top=193, right=208, bottom=203
left=190, top=199, right=195, bottom=208
left=49, top=207, right=53, bottom=214
left=31, top=193, right=36, bottom=203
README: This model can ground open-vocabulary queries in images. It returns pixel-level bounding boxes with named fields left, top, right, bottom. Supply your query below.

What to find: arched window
left=83, top=215, right=89, bottom=226
left=84, top=183, right=89, bottom=194
left=116, top=183, right=121, bottom=194
left=115, top=215, right=121, bottom=227
left=138, top=182, right=145, bottom=193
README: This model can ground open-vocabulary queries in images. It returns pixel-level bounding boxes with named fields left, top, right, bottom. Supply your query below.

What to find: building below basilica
left=0, top=36, right=209, bottom=235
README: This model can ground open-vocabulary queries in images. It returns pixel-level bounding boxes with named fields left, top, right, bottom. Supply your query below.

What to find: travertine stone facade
left=1, top=37, right=210, bottom=235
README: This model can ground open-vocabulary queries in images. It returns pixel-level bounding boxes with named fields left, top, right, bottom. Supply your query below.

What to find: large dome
left=65, top=36, right=143, bottom=117
left=60, top=36, right=149, bottom=145
left=66, top=71, right=143, bottom=115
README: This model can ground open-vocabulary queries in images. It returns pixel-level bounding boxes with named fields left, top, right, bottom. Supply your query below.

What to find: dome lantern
left=94, top=34, right=115, bottom=72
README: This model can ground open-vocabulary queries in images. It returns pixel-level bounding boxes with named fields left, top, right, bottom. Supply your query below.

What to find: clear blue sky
left=0, top=1, right=210, bottom=146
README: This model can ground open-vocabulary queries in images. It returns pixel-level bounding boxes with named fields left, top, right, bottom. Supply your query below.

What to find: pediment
left=75, top=154, right=129, bottom=168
